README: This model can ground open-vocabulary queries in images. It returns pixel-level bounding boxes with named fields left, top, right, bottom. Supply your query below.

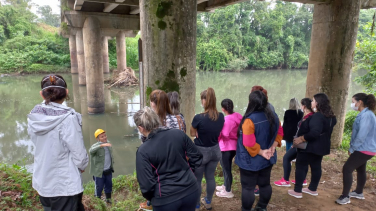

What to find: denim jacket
left=349, top=108, right=376, bottom=153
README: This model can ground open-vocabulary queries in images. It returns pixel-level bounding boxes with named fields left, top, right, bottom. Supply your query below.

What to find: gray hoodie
left=28, top=102, right=89, bottom=197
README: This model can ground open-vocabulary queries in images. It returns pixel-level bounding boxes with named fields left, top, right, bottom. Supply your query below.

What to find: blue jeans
left=286, top=141, right=293, bottom=151
left=93, top=172, right=112, bottom=197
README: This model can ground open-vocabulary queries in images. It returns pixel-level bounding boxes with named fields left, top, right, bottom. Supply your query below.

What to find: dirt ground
left=201, top=149, right=376, bottom=211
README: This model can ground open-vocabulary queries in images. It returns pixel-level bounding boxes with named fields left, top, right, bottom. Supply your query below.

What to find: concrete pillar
left=305, top=0, right=360, bottom=148
left=83, top=17, right=105, bottom=114
left=140, top=0, right=197, bottom=134
left=102, top=36, right=110, bottom=74
left=69, top=35, right=78, bottom=74
left=116, top=31, right=127, bottom=71
left=71, top=74, right=81, bottom=113
left=76, top=29, right=86, bottom=85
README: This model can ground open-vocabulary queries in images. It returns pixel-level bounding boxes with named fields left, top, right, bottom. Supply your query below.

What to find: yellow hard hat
left=94, top=129, right=105, bottom=138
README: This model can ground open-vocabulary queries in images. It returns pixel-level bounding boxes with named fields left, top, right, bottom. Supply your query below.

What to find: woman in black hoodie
left=134, top=107, right=203, bottom=211
left=283, top=98, right=304, bottom=150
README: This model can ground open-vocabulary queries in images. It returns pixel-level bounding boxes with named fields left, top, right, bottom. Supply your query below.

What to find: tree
left=37, top=5, right=60, bottom=27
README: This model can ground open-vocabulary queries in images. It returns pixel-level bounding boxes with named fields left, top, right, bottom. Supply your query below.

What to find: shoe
left=292, top=159, right=296, bottom=162
left=201, top=197, right=212, bottom=210
left=336, top=195, right=351, bottom=205
left=216, top=185, right=225, bottom=191
left=302, top=188, right=318, bottom=196
left=105, top=193, right=112, bottom=204
left=254, top=189, right=259, bottom=196
left=291, top=179, right=308, bottom=186
left=349, top=191, right=365, bottom=199
left=139, top=201, right=153, bottom=211
left=216, top=189, right=234, bottom=198
left=274, top=178, right=291, bottom=187
left=288, top=190, right=302, bottom=199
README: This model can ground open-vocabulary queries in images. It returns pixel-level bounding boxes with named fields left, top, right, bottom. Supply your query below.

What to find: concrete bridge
left=62, top=0, right=376, bottom=147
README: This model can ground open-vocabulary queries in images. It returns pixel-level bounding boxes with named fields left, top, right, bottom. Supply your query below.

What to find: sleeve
left=136, top=149, right=156, bottom=201
left=303, top=114, right=324, bottom=142
left=221, top=118, right=235, bottom=138
left=89, top=143, right=101, bottom=155
left=184, top=134, right=203, bottom=172
left=275, top=121, right=283, bottom=147
left=242, top=119, right=261, bottom=157
left=282, top=112, right=287, bottom=139
left=61, top=115, right=89, bottom=170
left=350, top=114, right=372, bottom=153
left=191, top=115, right=200, bottom=129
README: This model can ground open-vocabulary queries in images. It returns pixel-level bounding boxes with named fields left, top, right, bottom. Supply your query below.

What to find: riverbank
left=2, top=148, right=375, bottom=211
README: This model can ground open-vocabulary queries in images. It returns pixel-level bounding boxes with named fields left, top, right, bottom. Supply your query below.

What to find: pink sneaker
left=216, top=185, right=225, bottom=191
left=291, top=179, right=307, bottom=186
left=302, top=188, right=318, bottom=196
left=216, top=189, right=234, bottom=198
left=274, top=177, right=291, bottom=187
left=288, top=189, right=302, bottom=199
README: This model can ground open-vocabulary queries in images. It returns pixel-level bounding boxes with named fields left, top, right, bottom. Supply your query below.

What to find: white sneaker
left=292, top=159, right=296, bottom=162
left=216, top=189, right=234, bottom=198
left=216, top=185, right=225, bottom=191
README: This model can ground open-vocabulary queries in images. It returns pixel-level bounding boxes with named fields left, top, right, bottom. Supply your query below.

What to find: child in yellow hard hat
left=89, top=129, right=114, bottom=204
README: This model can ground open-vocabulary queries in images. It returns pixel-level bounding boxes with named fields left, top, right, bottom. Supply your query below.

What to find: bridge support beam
left=69, top=35, right=78, bottom=74
left=116, top=31, right=127, bottom=71
left=102, top=36, right=110, bottom=74
left=83, top=17, right=105, bottom=114
left=76, top=29, right=86, bottom=85
left=306, top=0, right=361, bottom=148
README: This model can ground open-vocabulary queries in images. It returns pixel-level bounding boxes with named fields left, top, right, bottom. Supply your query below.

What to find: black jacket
left=136, top=128, right=203, bottom=206
left=297, top=112, right=337, bottom=156
left=283, top=110, right=304, bottom=142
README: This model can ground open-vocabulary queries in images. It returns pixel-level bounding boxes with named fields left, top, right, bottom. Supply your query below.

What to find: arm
left=221, top=119, right=235, bottom=138
left=184, top=134, right=203, bottom=172
left=190, top=115, right=199, bottom=137
left=242, top=119, right=261, bottom=157
left=61, top=115, right=89, bottom=171
left=136, top=150, right=156, bottom=201
left=190, top=126, right=197, bottom=137
left=303, top=114, right=324, bottom=142
left=349, top=114, right=372, bottom=153
left=274, top=121, right=283, bottom=147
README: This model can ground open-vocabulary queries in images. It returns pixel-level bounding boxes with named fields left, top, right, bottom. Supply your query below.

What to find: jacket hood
left=28, top=102, right=79, bottom=135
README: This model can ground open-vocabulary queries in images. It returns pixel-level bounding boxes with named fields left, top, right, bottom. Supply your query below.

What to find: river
left=0, top=69, right=365, bottom=182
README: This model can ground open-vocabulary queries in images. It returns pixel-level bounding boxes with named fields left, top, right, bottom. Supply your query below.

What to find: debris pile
left=108, top=67, right=139, bottom=88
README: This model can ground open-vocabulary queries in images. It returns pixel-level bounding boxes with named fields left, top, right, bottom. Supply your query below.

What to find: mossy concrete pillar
left=83, top=17, right=105, bottom=114
left=69, top=35, right=78, bottom=74
left=140, top=0, right=197, bottom=133
left=76, top=29, right=86, bottom=85
left=306, top=0, right=360, bottom=148
left=102, top=36, right=110, bottom=74
left=116, top=31, right=127, bottom=71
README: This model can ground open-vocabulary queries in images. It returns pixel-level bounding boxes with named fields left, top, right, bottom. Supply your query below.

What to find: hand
left=293, top=136, right=305, bottom=145
left=348, top=151, right=351, bottom=156
left=259, top=149, right=272, bottom=160
left=79, top=169, right=85, bottom=173
left=101, top=143, right=112, bottom=147
left=196, top=131, right=199, bottom=138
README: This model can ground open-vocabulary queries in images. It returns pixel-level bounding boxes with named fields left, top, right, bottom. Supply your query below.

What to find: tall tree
left=37, top=5, right=60, bottom=27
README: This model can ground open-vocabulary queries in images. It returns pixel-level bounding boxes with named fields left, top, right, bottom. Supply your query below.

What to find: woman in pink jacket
left=216, top=99, right=243, bottom=198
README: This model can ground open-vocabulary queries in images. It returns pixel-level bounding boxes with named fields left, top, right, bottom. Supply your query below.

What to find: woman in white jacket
left=28, top=75, right=89, bottom=211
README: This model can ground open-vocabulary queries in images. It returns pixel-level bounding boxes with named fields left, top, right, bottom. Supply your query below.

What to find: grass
left=0, top=163, right=144, bottom=211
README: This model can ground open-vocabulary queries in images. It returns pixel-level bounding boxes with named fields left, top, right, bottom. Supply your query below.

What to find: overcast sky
left=30, top=0, right=60, bottom=15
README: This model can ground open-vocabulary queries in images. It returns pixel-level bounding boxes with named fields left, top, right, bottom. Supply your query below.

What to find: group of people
left=27, top=74, right=376, bottom=211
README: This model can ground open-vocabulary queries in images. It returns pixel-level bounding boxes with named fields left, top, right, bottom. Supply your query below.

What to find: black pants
left=342, top=151, right=374, bottom=196
left=283, top=147, right=298, bottom=181
left=153, top=189, right=199, bottom=211
left=40, top=193, right=84, bottom=211
left=294, top=152, right=323, bottom=193
left=240, top=165, right=273, bottom=211
left=220, top=150, right=236, bottom=192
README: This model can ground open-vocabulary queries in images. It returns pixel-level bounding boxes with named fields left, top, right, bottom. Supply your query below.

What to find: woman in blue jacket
left=336, top=93, right=376, bottom=205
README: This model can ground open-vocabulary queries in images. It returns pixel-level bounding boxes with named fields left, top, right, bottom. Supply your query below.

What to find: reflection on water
left=0, top=70, right=365, bottom=183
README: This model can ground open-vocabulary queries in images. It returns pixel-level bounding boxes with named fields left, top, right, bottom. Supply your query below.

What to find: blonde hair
left=133, top=107, right=161, bottom=132
left=289, top=98, right=300, bottom=114
left=201, top=87, right=219, bottom=121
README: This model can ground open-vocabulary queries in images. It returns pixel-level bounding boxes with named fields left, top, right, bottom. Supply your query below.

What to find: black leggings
left=240, top=165, right=273, bottom=211
left=294, top=152, right=323, bottom=193
left=220, top=150, right=236, bottom=192
left=342, top=151, right=374, bottom=196
left=283, top=147, right=298, bottom=181
left=153, top=189, right=199, bottom=211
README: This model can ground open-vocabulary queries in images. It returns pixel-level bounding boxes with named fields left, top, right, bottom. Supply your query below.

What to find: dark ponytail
left=301, top=98, right=313, bottom=113
left=221, top=99, right=234, bottom=114
left=353, top=93, right=376, bottom=111
left=41, top=74, right=69, bottom=105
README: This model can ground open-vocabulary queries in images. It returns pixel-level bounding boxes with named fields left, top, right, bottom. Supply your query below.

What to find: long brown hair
left=150, top=89, right=173, bottom=126
left=201, top=87, right=219, bottom=121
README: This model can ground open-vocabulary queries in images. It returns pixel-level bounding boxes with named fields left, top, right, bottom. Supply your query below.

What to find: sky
left=30, top=0, right=60, bottom=15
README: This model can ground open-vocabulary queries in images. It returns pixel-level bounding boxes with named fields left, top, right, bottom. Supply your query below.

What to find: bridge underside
left=63, top=0, right=373, bottom=147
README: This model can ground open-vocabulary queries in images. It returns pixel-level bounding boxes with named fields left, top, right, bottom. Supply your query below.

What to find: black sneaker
left=335, top=195, right=350, bottom=205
